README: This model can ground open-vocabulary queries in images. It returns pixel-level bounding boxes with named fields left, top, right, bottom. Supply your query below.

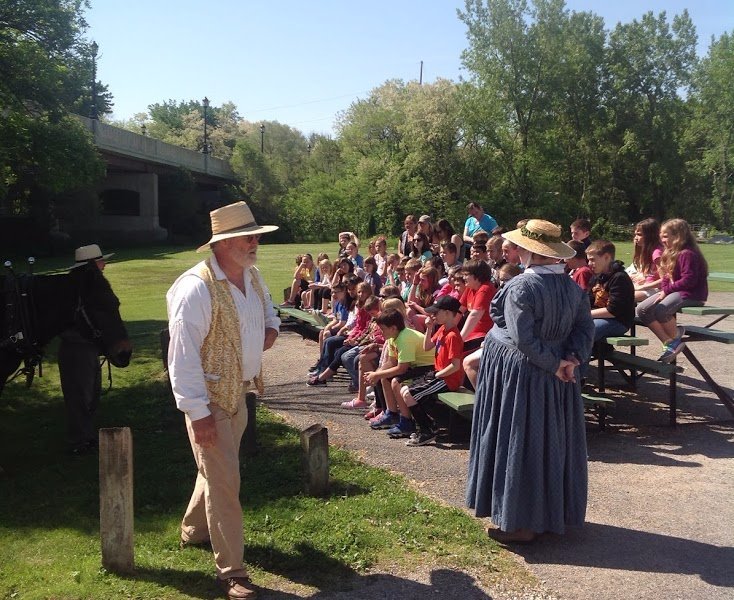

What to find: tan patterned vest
left=196, top=259, right=265, bottom=415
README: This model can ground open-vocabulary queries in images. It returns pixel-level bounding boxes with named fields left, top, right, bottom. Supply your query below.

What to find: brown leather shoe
left=218, top=576, right=258, bottom=599
left=486, top=525, right=536, bottom=544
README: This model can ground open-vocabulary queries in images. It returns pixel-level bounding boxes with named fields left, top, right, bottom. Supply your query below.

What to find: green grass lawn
left=1, top=239, right=732, bottom=598
left=0, top=243, right=523, bottom=600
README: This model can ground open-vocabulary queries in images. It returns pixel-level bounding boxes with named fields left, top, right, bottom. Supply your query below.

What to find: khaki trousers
left=182, top=390, right=249, bottom=579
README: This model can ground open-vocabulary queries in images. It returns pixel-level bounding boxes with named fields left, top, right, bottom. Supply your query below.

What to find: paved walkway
left=261, top=292, right=734, bottom=600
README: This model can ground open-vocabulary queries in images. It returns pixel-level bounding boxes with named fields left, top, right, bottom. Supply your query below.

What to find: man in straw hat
left=59, top=244, right=115, bottom=456
left=466, top=219, right=594, bottom=544
left=166, top=201, right=280, bottom=599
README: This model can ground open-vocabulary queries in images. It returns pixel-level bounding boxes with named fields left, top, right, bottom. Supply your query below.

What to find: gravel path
left=259, top=292, right=734, bottom=600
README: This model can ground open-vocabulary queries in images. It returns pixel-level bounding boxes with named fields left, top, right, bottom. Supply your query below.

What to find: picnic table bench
left=595, top=296, right=734, bottom=426
left=276, top=306, right=324, bottom=341
left=436, top=388, right=614, bottom=441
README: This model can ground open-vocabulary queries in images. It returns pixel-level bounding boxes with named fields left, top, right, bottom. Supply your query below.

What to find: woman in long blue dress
left=466, top=220, right=594, bottom=543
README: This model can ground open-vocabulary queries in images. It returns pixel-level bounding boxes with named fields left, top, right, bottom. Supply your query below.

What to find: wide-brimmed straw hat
left=69, top=244, right=114, bottom=269
left=502, top=219, right=575, bottom=260
left=196, top=201, right=278, bottom=253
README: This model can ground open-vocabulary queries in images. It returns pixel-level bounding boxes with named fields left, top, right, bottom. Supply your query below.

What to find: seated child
left=586, top=240, right=635, bottom=345
left=435, top=264, right=463, bottom=299
left=462, top=263, right=521, bottom=389
left=364, top=307, right=435, bottom=437
left=566, top=240, right=593, bottom=291
left=380, top=285, right=402, bottom=299
left=439, top=241, right=461, bottom=271
left=399, top=296, right=465, bottom=446
left=339, top=296, right=386, bottom=407
left=385, top=253, right=401, bottom=287
left=303, top=258, right=332, bottom=310
left=308, top=282, right=351, bottom=372
left=359, top=298, right=405, bottom=419
left=406, top=265, right=440, bottom=332
left=570, top=218, right=593, bottom=249
left=374, top=237, right=389, bottom=281
left=363, top=256, right=382, bottom=296
left=310, top=292, right=379, bottom=391
left=401, top=258, right=421, bottom=302
left=459, top=260, right=497, bottom=352
left=281, top=253, right=314, bottom=307
left=629, top=218, right=663, bottom=302
left=308, top=280, right=368, bottom=384
left=636, top=218, right=708, bottom=363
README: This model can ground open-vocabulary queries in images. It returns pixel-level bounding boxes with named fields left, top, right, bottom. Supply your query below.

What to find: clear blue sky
left=86, top=0, right=733, bottom=137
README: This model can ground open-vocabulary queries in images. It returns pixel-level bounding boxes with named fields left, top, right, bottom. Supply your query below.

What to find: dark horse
left=0, top=262, right=132, bottom=394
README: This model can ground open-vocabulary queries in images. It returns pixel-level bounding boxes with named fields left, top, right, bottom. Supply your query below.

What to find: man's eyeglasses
left=244, top=233, right=262, bottom=242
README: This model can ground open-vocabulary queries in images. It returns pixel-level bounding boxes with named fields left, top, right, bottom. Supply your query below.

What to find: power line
left=245, top=91, right=371, bottom=114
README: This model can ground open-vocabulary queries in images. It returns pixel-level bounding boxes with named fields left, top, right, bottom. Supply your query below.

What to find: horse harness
left=2, top=271, right=43, bottom=386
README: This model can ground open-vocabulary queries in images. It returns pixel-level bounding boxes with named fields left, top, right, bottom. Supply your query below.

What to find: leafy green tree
left=0, top=0, right=107, bottom=225
left=685, top=31, right=734, bottom=229
left=605, top=10, right=696, bottom=222
left=457, top=0, right=607, bottom=223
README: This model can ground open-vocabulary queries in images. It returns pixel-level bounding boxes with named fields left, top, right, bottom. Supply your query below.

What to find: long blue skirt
left=465, top=337, right=588, bottom=534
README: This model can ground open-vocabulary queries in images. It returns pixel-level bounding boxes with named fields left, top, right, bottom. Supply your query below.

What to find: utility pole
left=419, top=60, right=423, bottom=85
left=90, top=41, right=99, bottom=119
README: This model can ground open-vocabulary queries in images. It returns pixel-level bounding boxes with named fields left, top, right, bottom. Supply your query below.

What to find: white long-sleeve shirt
left=166, top=255, right=280, bottom=421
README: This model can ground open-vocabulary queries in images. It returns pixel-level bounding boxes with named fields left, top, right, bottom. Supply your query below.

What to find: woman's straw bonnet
left=502, top=219, right=575, bottom=260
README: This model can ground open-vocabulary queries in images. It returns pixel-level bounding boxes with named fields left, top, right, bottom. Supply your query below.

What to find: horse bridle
left=76, top=298, right=103, bottom=341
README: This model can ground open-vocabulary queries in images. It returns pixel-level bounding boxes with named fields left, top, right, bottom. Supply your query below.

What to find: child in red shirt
left=459, top=260, right=497, bottom=351
left=398, top=296, right=465, bottom=446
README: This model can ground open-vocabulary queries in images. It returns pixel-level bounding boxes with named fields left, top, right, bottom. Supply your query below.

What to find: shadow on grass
left=0, top=367, right=370, bottom=533
left=122, top=562, right=493, bottom=600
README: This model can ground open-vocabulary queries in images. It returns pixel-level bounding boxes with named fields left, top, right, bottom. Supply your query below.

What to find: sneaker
left=370, top=411, right=398, bottom=430
left=341, top=398, right=367, bottom=408
left=365, top=391, right=376, bottom=401
left=406, top=430, right=438, bottom=446
left=387, top=419, right=416, bottom=439
left=368, top=411, right=385, bottom=425
left=363, top=404, right=379, bottom=420
left=307, top=376, right=326, bottom=386
left=677, top=325, right=686, bottom=339
left=658, top=336, right=686, bottom=363
left=307, top=364, right=320, bottom=374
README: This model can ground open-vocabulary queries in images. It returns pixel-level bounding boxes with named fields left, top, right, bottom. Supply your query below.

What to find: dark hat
left=425, top=295, right=461, bottom=314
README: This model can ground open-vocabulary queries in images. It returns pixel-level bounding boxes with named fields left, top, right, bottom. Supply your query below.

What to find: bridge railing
left=76, top=115, right=236, bottom=180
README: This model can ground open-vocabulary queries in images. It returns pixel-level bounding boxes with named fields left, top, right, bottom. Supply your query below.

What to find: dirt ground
left=258, top=292, right=734, bottom=600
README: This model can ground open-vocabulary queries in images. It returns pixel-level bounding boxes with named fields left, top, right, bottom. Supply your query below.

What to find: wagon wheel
left=23, top=359, right=35, bottom=388
left=22, top=355, right=41, bottom=388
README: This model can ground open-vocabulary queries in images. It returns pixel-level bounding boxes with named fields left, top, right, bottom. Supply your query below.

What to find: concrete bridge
left=68, top=116, right=237, bottom=243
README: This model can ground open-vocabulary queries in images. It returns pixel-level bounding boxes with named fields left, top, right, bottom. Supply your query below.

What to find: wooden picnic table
left=677, top=301, right=734, bottom=420
left=596, top=293, right=734, bottom=426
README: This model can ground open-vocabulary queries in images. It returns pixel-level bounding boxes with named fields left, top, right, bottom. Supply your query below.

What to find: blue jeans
left=581, top=319, right=629, bottom=379
left=593, top=318, right=628, bottom=343
left=341, top=345, right=362, bottom=387
left=318, top=335, right=345, bottom=372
